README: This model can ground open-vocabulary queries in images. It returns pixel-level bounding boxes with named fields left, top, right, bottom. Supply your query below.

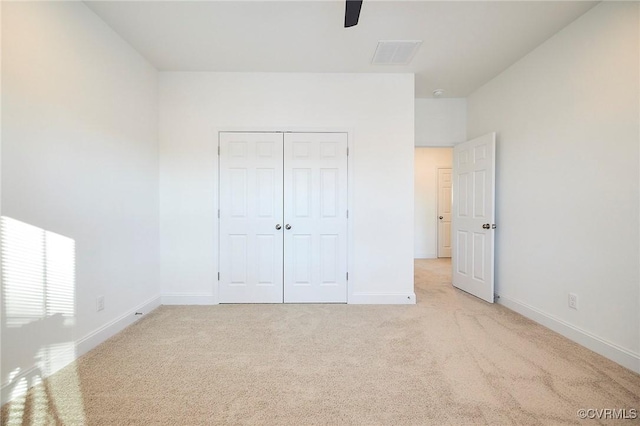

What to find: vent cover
left=372, top=40, right=422, bottom=65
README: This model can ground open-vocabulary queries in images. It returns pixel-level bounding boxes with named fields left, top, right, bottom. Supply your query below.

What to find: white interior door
left=284, top=133, right=348, bottom=303
left=219, top=132, right=284, bottom=303
left=437, top=168, right=452, bottom=258
left=452, top=133, right=496, bottom=303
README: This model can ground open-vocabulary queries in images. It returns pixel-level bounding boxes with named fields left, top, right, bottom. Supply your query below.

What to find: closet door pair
left=218, top=132, right=348, bottom=303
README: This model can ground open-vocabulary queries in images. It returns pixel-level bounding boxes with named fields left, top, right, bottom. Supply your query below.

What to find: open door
left=452, top=133, right=496, bottom=303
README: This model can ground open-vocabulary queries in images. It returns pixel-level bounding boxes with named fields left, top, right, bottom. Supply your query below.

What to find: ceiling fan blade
left=344, top=0, right=363, bottom=28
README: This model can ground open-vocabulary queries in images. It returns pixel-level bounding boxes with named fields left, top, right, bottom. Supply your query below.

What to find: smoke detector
left=371, top=40, right=422, bottom=65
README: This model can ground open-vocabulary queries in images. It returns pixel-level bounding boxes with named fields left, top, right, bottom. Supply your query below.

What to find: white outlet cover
left=568, top=293, right=578, bottom=310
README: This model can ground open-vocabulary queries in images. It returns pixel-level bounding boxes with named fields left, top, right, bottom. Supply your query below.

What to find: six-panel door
left=438, top=168, right=452, bottom=258
left=219, top=132, right=284, bottom=303
left=451, top=133, right=496, bottom=303
left=218, top=132, right=348, bottom=303
left=283, top=133, right=348, bottom=303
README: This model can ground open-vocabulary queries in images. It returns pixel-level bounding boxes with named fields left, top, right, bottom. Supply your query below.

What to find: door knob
left=439, top=216, right=443, bottom=220
left=482, top=224, right=490, bottom=229
left=285, top=224, right=292, bottom=230
left=275, top=224, right=282, bottom=230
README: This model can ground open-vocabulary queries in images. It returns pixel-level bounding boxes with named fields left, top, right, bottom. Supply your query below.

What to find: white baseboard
left=161, top=293, right=218, bottom=305
left=1, top=365, right=40, bottom=405
left=349, top=292, right=416, bottom=304
left=1, top=295, right=161, bottom=405
left=76, top=295, right=161, bottom=357
left=498, top=294, right=640, bottom=374
left=161, top=292, right=417, bottom=305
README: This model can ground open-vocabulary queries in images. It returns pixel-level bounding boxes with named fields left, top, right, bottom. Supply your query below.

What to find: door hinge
left=218, top=146, right=220, bottom=156
left=346, top=210, right=349, bottom=219
left=346, top=272, right=349, bottom=280
left=218, top=272, right=220, bottom=281
left=347, top=147, right=350, bottom=156
left=218, top=209, right=220, bottom=218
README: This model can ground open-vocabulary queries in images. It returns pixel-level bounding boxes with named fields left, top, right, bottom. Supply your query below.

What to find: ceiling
left=85, top=1, right=597, bottom=98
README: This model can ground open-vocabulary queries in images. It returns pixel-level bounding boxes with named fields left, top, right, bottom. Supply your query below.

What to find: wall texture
left=468, top=2, right=640, bottom=372
left=415, top=98, right=466, bottom=147
left=159, top=73, right=415, bottom=304
left=1, top=1, right=160, bottom=400
left=414, top=148, right=453, bottom=258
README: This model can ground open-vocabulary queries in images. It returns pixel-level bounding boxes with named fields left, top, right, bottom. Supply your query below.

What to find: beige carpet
left=2, top=259, right=639, bottom=425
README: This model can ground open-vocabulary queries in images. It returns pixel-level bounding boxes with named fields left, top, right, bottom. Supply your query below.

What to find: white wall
left=415, top=98, right=466, bottom=147
left=468, top=2, right=640, bottom=372
left=159, top=73, right=415, bottom=304
left=1, top=1, right=160, bottom=399
left=414, top=148, right=452, bottom=258
left=0, top=0, right=4, bottom=391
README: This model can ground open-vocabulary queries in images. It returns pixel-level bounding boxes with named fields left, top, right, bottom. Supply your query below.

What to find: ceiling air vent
left=372, top=40, right=422, bottom=65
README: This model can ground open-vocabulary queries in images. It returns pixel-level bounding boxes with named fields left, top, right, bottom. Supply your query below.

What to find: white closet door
left=219, top=132, right=284, bottom=303
left=283, top=133, right=348, bottom=303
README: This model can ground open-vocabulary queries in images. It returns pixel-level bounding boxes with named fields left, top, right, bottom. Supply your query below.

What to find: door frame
left=215, top=128, right=353, bottom=304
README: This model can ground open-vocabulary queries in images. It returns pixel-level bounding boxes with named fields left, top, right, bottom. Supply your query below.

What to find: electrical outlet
left=568, top=293, right=578, bottom=310
left=97, top=295, right=105, bottom=312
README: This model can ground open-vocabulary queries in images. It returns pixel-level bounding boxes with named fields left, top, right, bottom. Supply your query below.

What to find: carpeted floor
left=2, top=259, right=640, bottom=425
